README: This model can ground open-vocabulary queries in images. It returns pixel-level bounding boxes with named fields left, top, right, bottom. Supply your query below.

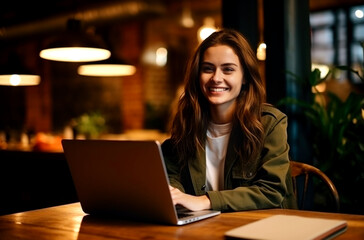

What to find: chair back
left=290, top=161, right=340, bottom=212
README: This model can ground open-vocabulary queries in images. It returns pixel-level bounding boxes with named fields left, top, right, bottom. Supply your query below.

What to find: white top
left=205, top=122, right=232, bottom=191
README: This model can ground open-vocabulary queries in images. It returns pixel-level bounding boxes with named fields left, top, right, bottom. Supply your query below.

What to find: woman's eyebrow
left=221, top=63, right=239, bottom=67
left=201, top=62, right=238, bottom=66
left=201, top=61, right=214, bottom=65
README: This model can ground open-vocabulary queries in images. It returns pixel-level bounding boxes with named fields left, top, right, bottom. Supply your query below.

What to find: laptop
left=61, top=139, right=220, bottom=225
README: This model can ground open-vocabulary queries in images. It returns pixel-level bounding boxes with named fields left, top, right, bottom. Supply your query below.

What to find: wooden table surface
left=0, top=202, right=363, bottom=239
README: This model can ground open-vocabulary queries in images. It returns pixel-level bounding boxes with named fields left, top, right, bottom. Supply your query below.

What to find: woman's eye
left=201, top=65, right=214, bottom=72
left=223, top=67, right=235, bottom=73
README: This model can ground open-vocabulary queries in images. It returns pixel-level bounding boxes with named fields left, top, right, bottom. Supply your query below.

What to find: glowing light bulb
left=10, top=74, right=21, bottom=86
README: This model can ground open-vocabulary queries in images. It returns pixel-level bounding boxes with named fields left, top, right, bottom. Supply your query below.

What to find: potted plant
left=278, top=66, right=364, bottom=214
left=73, top=112, right=106, bottom=139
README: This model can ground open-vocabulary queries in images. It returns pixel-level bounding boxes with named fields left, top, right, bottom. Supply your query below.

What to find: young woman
left=162, top=29, right=297, bottom=212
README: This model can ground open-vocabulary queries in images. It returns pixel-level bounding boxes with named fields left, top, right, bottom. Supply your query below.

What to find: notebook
left=61, top=139, right=220, bottom=225
left=225, top=214, right=347, bottom=240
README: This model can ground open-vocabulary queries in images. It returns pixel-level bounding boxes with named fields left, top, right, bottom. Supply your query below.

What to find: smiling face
left=199, top=44, right=244, bottom=114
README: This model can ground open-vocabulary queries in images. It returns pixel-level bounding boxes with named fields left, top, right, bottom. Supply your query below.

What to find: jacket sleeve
left=206, top=109, right=291, bottom=212
left=161, top=139, right=186, bottom=192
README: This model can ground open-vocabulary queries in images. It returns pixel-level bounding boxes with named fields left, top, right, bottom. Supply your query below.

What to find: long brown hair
left=171, top=29, right=266, bottom=166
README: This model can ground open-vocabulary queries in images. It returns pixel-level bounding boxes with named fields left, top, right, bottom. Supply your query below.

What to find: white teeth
left=209, top=88, right=228, bottom=92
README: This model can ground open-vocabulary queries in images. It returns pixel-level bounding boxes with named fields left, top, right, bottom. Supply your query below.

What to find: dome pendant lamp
left=0, top=74, right=41, bottom=86
left=0, top=54, right=41, bottom=86
left=39, top=19, right=111, bottom=62
left=78, top=57, right=136, bottom=77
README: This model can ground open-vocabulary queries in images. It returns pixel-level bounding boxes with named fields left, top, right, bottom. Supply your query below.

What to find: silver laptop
left=61, top=139, right=220, bottom=225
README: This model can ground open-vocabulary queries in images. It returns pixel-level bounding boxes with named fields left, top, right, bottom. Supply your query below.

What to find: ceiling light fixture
left=0, top=54, right=41, bottom=86
left=77, top=57, right=136, bottom=77
left=39, top=19, right=111, bottom=62
left=40, top=47, right=110, bottom=62
left=0, top=74, right=41, bottom=86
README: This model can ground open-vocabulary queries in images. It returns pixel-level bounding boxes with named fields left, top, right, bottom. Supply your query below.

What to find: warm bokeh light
left=156, top=47, right=168, bottom=66
left=78, top=64, right=136, bottom=77
left=312, top=82, right=327, bottom=93
left=198, top=17, right=217, bottom=42
left=0, top=74, right=41, bottom=86
left=39, top=47, right=111, bottom=62
left=181, top=7, right=194, bottom=28
left=10, top=74, right=21, bottom=86
left=256, top=42, right=267, bottom=61
left=142, top=46, right=169, bottom=67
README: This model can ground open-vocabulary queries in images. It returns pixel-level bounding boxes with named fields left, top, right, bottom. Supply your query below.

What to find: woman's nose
left=211, top=69, right=223, bottom=82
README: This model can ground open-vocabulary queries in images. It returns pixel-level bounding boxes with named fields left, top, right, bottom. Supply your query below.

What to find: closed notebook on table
left=225, top=214, right=347, bottom=240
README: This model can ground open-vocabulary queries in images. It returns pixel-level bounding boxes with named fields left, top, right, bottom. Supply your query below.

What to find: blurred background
left=0, top=0, right=363, bottom=149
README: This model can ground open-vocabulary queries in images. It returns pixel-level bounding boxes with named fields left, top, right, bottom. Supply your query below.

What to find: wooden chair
left=290, top=161, right=340, bottom=212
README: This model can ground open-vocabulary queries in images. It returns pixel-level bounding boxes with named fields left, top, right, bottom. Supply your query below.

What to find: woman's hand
left=169, top=185, right=212, bottom=211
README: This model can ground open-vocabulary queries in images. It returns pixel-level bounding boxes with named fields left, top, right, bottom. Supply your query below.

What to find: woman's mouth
left=209, top=87, right=229, bottom=92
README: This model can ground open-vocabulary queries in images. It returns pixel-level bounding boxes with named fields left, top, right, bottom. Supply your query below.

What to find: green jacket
left=162, top=104, right=297, bottom=212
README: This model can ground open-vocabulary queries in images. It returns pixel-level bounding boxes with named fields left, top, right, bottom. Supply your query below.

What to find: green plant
left=73, top=112, right=106, bottom=139
left=278, top=67, right=364, bottom=214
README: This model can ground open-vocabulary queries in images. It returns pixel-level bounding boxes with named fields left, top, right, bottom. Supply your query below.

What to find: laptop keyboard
left=176, top=205, right=194, bottom=219
left=177, top=212, right=194, bottom=219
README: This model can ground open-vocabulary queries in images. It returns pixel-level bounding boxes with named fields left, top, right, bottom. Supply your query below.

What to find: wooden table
left=0, top=203, right=363, bottom=239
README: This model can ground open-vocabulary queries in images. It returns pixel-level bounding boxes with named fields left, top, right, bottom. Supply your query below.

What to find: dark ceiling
left=1, top=0, right=364, bottom=40
left=0, top=0, right=170, bottom=42
left=0, top=0, right=224, bottom=42
left=0, top=0, right=220, bottom=28
left=2, top=0, right=364, bottom=26
left=0, top=0, right=131, bottom=27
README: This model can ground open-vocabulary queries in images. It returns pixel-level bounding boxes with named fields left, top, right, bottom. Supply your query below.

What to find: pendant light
left=78, top=57, right=136, bottom=77
left=0, top=54, right=40, bottom=86
left=39, top=19, right=111, bottom=62
left=0, top=74, right=41, bottom=86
